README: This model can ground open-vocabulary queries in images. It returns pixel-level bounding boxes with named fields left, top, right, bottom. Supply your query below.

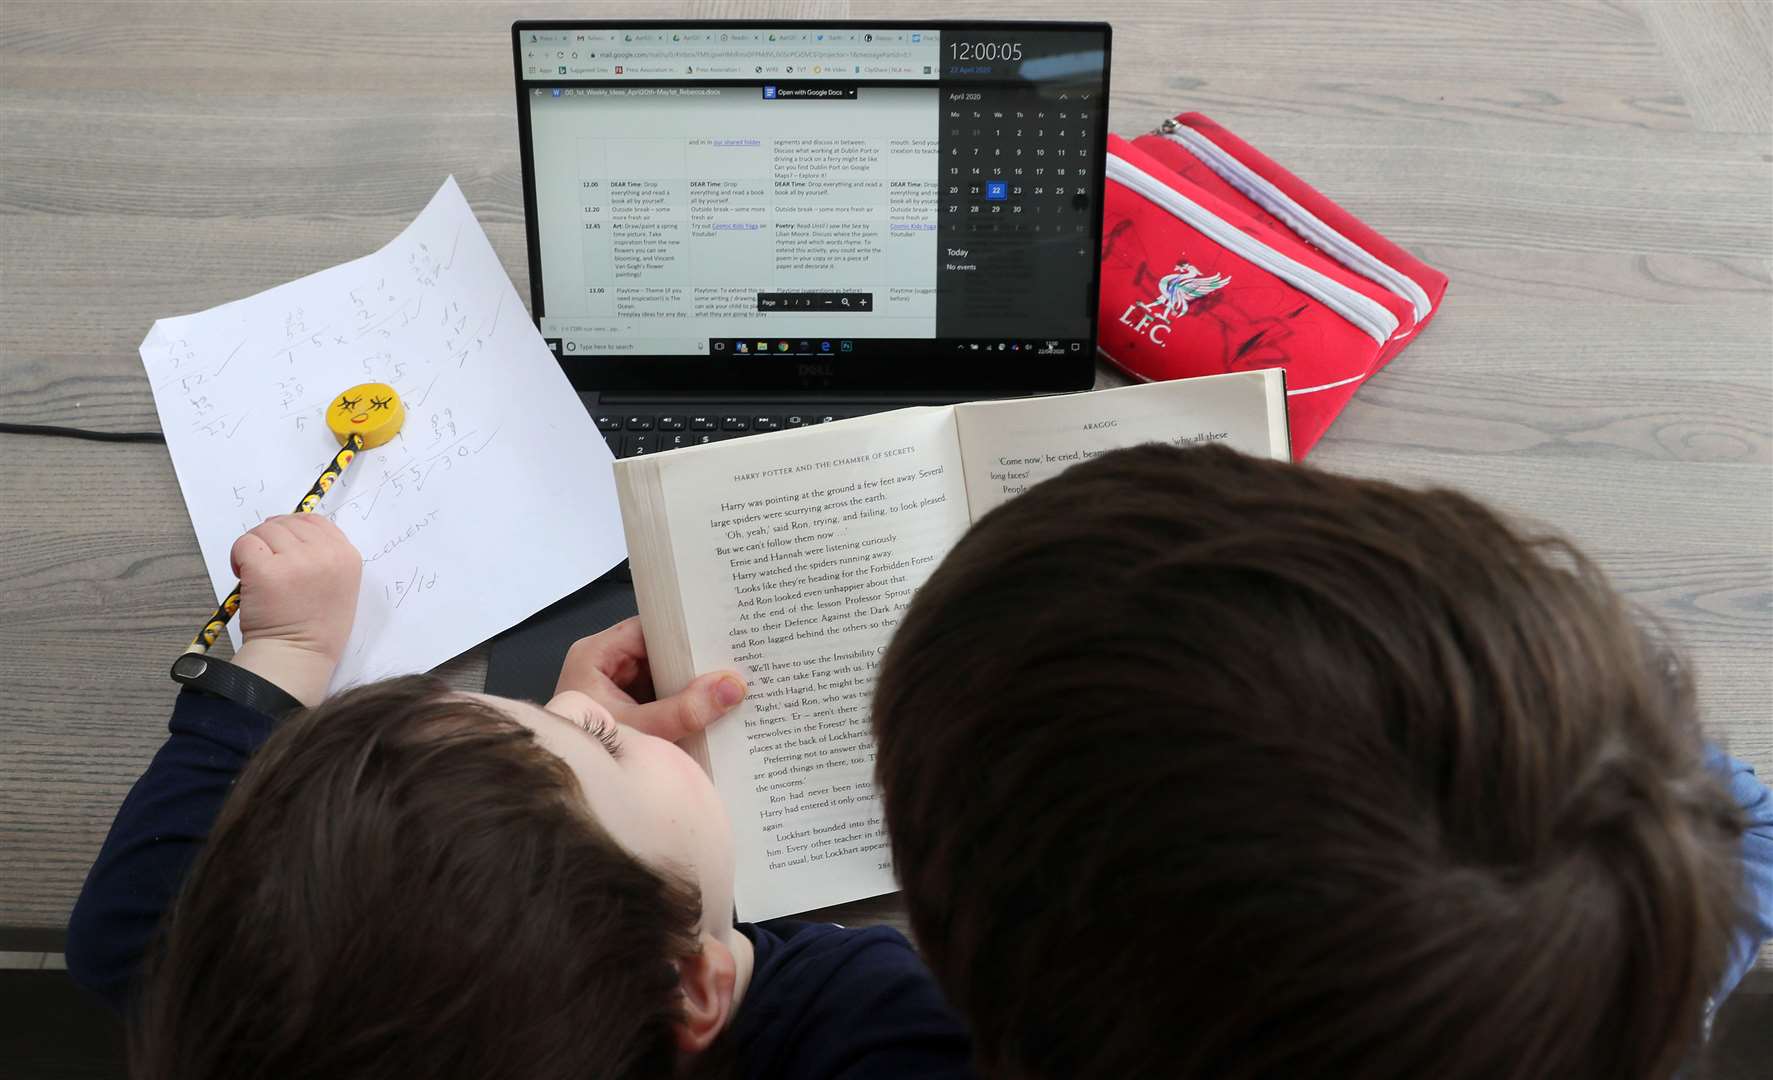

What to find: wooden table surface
left=2, top=1, right=1768, bottom=961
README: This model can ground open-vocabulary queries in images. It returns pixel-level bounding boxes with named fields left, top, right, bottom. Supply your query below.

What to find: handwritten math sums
left=230, top=477, right=266, bottom=505
left=314, top=420, right=499, bottom=526
left=146, top=238, right=493, bottom=456
left=157, top=337, right=198, bottom=370
left=360, top=351, right=409, bottom=383
left=181, top=315, right=452, bottom=451
left=189, top=409, right=251, bottom=440
left=348, top=278, right=401, bottom=321
left=275, top=376, right=304, bottom=412
left=408, top=229, right=460, bottom=289
left=143, top=176, right=627, bottom=692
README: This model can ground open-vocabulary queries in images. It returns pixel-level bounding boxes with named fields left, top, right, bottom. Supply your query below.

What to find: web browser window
left=518, top=25, right=1109, bottom=365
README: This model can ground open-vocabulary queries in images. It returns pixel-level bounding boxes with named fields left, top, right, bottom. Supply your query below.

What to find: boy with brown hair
left=67, top=513, right=971, bottom=1079
left=873, top=442, right=1773, bottom=1080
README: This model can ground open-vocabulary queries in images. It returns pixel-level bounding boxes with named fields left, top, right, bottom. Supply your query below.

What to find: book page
left=954, top=370, right=1290, bottom=519
left=139, top=178, right=625, bottom=689
left=646, top=409, right=971, bottom=920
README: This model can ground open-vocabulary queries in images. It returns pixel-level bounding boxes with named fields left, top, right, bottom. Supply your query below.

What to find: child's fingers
left=249, top=518, right=301, bottom=554
left=556, top=618, right=650, bottom=697
left=614, top=669, right=746, bottom=743
left=286, top=513, right=363, bottom=564
left=562, top=664, right=640, bottom=710
left=298, top=513, right=350, bottom=544
left=587, top=617, right=648, bottom=669
left=280, top=513, right=335, bottom=544
left=277, top=512, right=344, bottom=541
left=230, top=532, right=275, bottom=578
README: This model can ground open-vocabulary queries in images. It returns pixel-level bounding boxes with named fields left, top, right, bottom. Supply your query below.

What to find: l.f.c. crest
left=1119, top=260, right=1232, bottom=347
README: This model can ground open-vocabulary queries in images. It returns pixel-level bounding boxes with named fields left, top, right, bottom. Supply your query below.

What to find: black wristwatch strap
left=170, top=653, right=304, bottom=718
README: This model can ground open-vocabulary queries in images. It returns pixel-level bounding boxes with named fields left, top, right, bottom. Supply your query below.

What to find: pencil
left=184, top=433, right=366, bottom=655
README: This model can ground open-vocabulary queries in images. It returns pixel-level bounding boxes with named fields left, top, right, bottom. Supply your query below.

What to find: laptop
left=489, top=19, right=1111, bottom=695
left=512, top=18, right=1111, bottom=452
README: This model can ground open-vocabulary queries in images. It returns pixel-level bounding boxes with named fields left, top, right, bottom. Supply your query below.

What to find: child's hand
left=555, top=616, right=746, bottom=743
left=228, top=514, right=362, bottom=706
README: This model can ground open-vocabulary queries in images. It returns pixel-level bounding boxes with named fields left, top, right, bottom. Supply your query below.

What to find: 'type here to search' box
left=761, top=84, right=857, bottom=100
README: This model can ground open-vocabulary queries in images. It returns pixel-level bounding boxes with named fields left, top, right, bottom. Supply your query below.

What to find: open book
left=614, top=369, right=1290, bottom=920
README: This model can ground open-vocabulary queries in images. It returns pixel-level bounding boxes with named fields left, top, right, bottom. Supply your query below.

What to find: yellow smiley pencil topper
left=326, top=382, right=405, bottom=450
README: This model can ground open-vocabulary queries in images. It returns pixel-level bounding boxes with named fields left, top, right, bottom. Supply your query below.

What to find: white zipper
left=1106, top=152, right=1399, bottom=345
left=1158, top=118, right=1433, bottom=327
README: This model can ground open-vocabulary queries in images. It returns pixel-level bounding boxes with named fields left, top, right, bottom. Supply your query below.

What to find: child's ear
left=674, top=932, right=737, bottom=1055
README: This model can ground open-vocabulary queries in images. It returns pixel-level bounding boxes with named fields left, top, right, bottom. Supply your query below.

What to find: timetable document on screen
left=530, top=86, right=938, bottom=355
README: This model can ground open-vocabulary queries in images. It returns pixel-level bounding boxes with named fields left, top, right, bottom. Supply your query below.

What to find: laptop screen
left=513, top=21, right=1111, bottom=395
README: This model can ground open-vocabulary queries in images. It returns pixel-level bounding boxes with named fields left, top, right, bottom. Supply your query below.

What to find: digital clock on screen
left=950, top=41, right=1024, bottom=61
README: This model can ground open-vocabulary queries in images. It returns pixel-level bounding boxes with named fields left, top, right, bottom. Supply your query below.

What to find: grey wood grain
left=1632, top=0, right=1773, bottom=134
left=1, top=2, right=1768, bottom=979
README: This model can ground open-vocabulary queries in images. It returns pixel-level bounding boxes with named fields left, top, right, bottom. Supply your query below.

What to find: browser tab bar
left=519, top=27, right=943, bottom=83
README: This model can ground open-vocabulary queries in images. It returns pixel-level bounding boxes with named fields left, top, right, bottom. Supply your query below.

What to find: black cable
left=0, top=422, right=166, bottom=443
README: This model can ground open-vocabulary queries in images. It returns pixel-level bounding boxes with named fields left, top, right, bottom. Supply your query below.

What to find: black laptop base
left=591, top=401, right=897, bottom=459
left=484, top=576, right=639, bottom=703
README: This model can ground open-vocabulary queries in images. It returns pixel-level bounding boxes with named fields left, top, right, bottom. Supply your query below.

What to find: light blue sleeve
left=1706, top=745, right=1773, bottom=1004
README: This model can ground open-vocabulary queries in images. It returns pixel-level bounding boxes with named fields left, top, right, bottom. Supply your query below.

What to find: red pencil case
left=1098, top=113, right=1448, bottom=457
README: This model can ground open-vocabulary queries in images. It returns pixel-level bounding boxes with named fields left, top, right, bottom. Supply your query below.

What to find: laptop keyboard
left=594, top=411, right=850, bottom=457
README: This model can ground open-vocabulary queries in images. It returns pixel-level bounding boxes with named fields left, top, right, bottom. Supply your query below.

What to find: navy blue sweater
left=65, top=690, right=973, bottom=1080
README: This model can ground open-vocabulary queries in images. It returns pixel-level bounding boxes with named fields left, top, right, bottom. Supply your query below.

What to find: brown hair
left=130, top=676, right=705, bottom=1080
left=873, top=443, right=1746, bottom=1080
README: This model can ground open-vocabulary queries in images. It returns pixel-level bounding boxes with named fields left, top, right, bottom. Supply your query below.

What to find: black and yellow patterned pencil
left=184, top=382, right=405, bottom=655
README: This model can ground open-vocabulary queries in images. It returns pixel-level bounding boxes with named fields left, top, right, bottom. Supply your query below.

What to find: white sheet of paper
left=140, top=177, right=624, bottom=690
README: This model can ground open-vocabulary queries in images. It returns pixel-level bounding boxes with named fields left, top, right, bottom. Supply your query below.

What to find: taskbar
left=547, top=336, right=1091, bottom=359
